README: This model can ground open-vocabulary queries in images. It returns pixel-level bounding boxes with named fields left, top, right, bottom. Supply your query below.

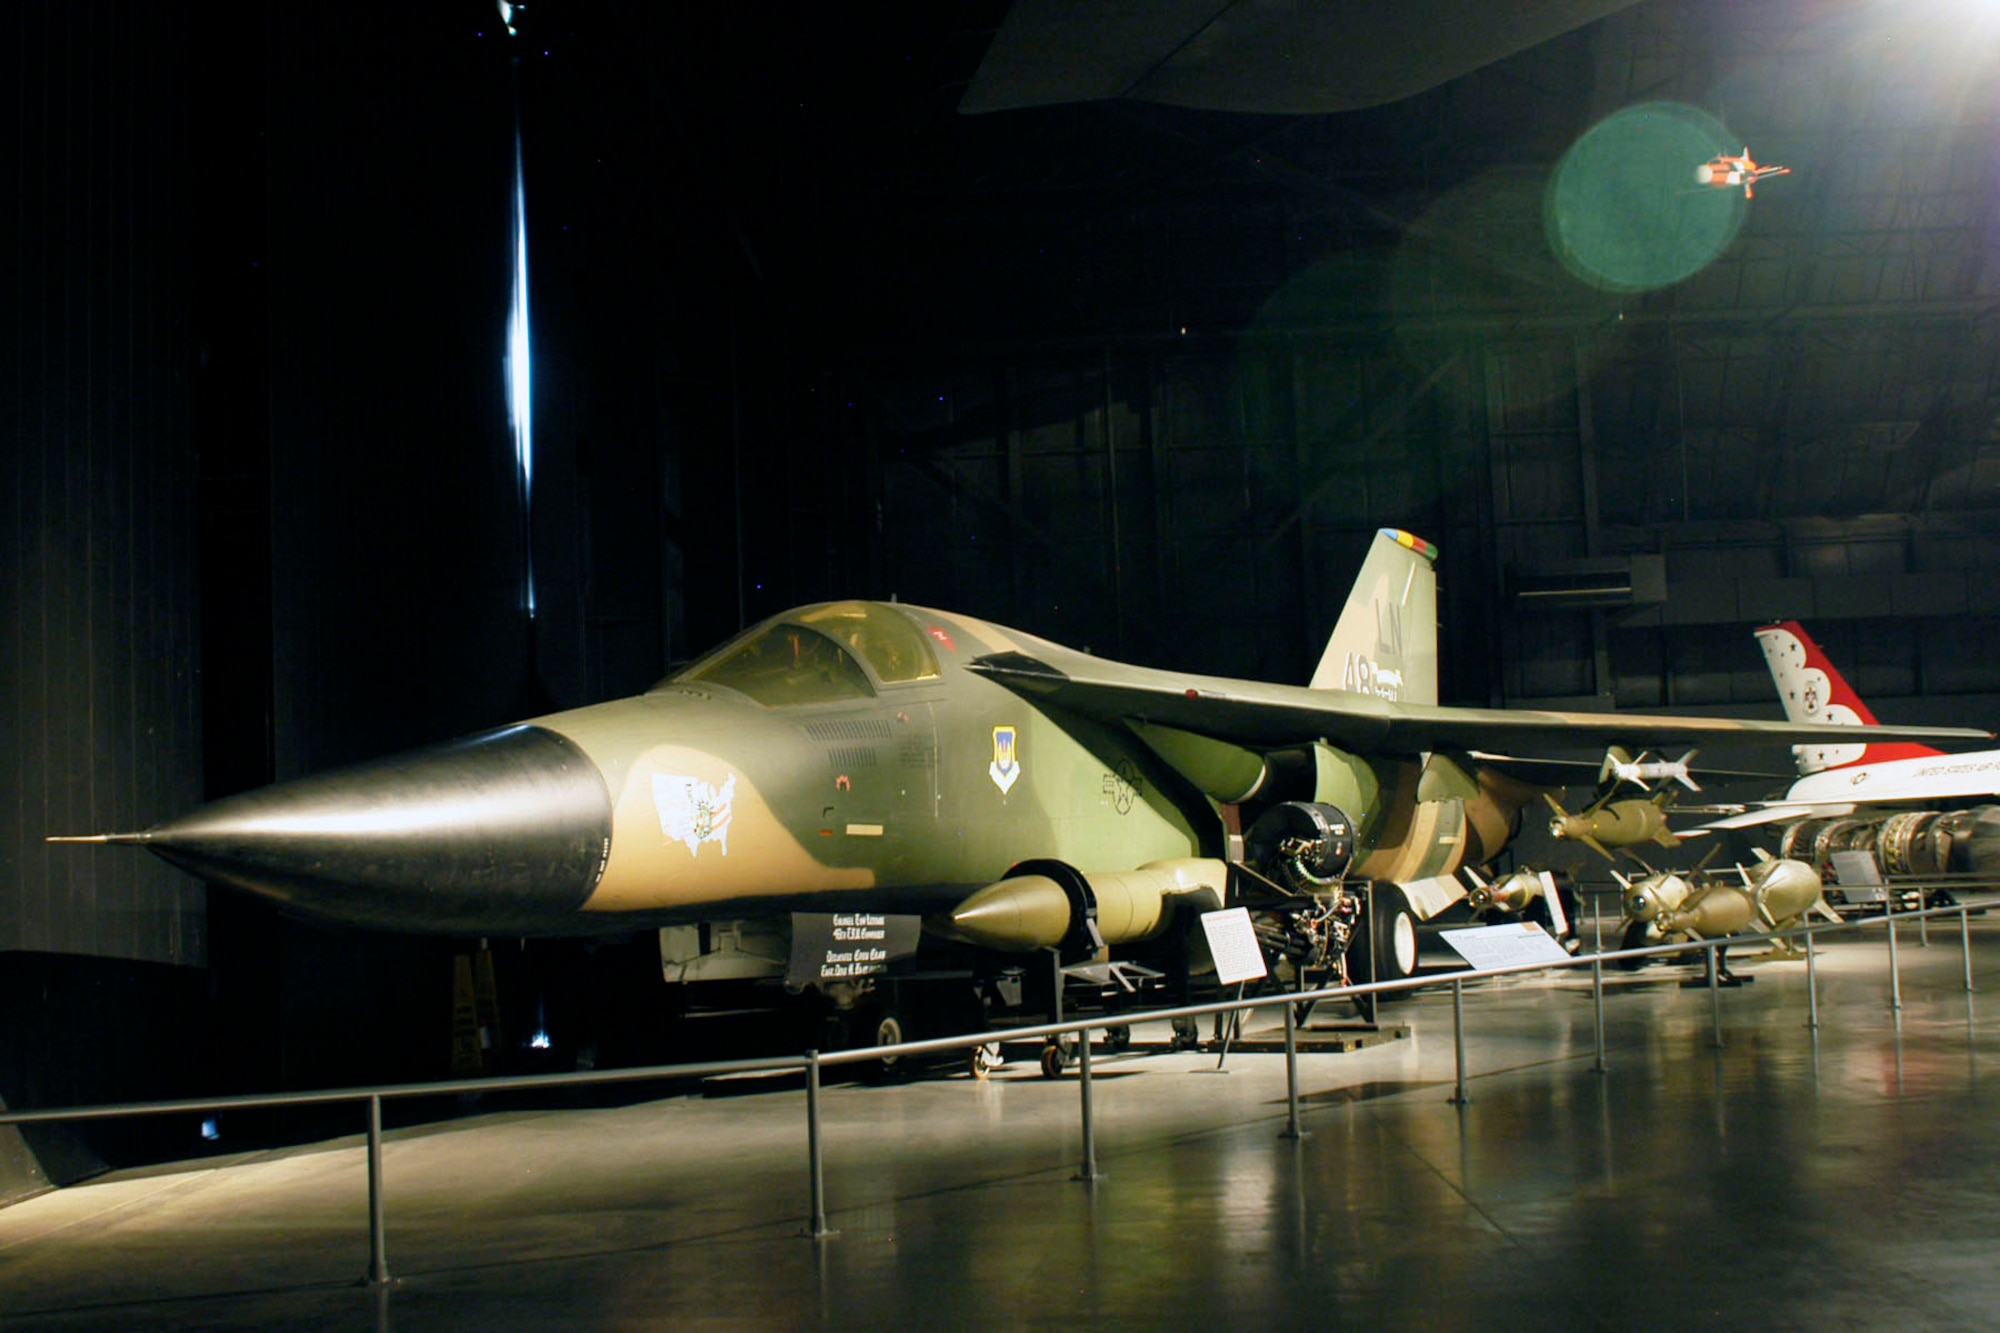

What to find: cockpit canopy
left=673, top=601, right=941, bottom=706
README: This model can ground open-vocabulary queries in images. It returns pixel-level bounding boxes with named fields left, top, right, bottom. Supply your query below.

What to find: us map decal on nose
left=653, top=772, right=736, bottom=856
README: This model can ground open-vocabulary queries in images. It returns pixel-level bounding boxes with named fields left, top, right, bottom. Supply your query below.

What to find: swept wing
left=966, top=647, right=1988, bottom=758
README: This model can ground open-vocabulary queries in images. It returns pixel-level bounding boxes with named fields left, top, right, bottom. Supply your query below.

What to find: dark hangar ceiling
left=960, top=0, right=1641, bottom=114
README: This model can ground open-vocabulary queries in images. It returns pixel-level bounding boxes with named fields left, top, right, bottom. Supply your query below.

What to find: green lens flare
left=1546, top=103, right=1744, bottom=292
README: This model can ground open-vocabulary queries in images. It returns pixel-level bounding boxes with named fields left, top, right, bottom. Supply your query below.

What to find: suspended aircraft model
left=1695, top=147, right=1790, bottom=199
left=54, top=536, right=1983, bottom=1061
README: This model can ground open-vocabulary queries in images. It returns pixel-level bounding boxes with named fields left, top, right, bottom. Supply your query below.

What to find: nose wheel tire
left=968, top=1041, right=1004, bottom=1080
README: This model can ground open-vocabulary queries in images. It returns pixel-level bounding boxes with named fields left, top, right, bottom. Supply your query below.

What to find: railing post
left=1707, top=944, right=1724, bottom=1049
left=1805, top=929, right=1820, bottom=1031
left=1590, top=957, right=1607, bottom=1075
left=1074, top=1027, right=1100, bottom=1182
left=1213, top=982, right=1246, bottom=1072
left=1887, top=899, right=1904, bottom=1012
left=1281, top=1003, right=1305, bottom=1140
left=1963, top=906, right=1977, bottom=995
left=1448, top=978, right=1470, bottom=1105
left=806, top=1052, right=834, bottom=1239
left=366, top=1095, right=389, bottom=1286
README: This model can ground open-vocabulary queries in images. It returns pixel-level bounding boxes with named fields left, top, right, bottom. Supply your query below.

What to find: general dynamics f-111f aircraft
left=55, top=533, right=1985, bottom=1049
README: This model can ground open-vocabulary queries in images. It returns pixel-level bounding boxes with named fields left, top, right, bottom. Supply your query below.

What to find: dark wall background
left=1, top=0, right=209, bottom=1200
left=1, top=3, right=205, bottom=966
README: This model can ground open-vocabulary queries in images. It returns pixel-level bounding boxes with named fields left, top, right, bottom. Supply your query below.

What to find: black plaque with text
left=787, top=912, right=922, bottom=986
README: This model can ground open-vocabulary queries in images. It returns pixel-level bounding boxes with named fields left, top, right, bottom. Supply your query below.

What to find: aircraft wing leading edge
left=965, top=652, right=1992, bottom=757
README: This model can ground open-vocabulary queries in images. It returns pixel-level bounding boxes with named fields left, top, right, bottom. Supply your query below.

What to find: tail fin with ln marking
left=1310, top=528, right=1439, bottom=706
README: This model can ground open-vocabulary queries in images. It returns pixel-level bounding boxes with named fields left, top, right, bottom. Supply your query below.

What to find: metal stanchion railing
left=1887, top=898, right=1905, bottom=1012
left=1805, top=929, right=1820, bottom=1031
left=1707, top=944, right=1724, bottom=1048
left=1591, top=958, right=1607, bottom=1075
left=1075, top=1028, right=1099, bottom=1182
left=1449, top=978, right=1470, bottom=1106
left=1964, top=907, right=1977, bottom=994
left=806, top=1050, right=832, bottom=1239
left=0, top=895, right=1986, bottom=1273
left=366, top=1095, right=388, bottom=1286
left=1281, top=1004, right=1304, bottom=1140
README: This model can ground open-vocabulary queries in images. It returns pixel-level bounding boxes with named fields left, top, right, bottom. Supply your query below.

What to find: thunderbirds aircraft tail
left=1754, top=621, right=1944, bottom=775
left=1691, top=620, right=1985, bottom=835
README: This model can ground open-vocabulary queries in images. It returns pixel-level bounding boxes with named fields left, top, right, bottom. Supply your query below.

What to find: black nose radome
left=118, top=725, right=613, bottom=934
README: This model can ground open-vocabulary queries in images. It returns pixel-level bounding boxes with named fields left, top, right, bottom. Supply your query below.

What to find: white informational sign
left=1439, top=921, right=1572, bottom=971
left=1400, top=873, right=1467, bottom=920
left=1829, top=850, right=1883, bottom=886
left=1200, top=907, right=1269, bottom=986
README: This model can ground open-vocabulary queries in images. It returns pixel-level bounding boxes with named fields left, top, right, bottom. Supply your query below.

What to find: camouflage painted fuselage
left=541, top=606, right=1209, bottom=925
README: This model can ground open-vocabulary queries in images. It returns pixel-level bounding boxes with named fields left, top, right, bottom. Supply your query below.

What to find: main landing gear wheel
left=1379, top=883, right=1420, bottom=980
left=870, top=1010, right=905, bottom=1078
left=967, top=1041, right=1004, bottom=1080
left=1352, top=882, right=1420, bottom=997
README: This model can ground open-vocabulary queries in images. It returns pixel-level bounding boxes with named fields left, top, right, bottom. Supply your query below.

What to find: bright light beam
left=506, top=127, right=536, bottom=619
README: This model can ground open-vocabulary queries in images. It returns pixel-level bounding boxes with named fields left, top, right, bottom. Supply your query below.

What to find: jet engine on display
left=54, top=533, right=1985, bottom=1071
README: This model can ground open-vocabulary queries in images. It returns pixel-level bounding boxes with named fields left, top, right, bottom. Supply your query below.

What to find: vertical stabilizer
left=1754, top=620, right=1941, bottom=774
left=1310, top=529, right=1439, bottom=705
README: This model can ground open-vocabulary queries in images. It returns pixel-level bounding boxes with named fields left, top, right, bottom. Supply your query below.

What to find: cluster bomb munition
left=57, top=530, right=1985, bottom=1054
left=1615, top=852, right=1826, bottom=961
left=1464, top=867, right=1551, bottom=916
left=1546, top=789, right=1681, bottom=860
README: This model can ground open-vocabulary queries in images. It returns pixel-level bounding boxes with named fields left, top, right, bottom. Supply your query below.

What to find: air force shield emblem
left=989, top=725, right=1021, bottom=794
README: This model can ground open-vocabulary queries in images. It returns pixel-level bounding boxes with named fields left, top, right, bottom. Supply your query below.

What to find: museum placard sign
left=1439, top=921, right=1571, bottom=971
left=788, top=911, right=921, bottom=985
left=1200, top=907, right=1269, bottom=987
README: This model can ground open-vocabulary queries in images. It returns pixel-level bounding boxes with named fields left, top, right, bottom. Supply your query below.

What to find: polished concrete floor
left=5, top=917, right=2000, bottom=1330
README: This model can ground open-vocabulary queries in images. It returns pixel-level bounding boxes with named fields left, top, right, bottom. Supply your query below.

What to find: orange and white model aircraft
left=1695, top=148, right=1790, bottom=199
